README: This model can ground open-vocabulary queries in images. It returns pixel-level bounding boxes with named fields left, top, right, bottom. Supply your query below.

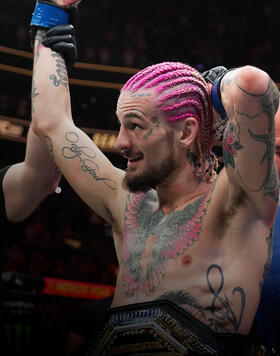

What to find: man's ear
left=179, top=117, right=199, bottom=148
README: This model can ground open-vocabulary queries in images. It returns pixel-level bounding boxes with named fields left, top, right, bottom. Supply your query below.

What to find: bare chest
left=120, top=190, right=213, bottom=296
left=113, top=190, right=269, bottom=334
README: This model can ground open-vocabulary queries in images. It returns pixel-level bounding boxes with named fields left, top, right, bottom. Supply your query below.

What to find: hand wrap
left=31, top=0, right=69, bottom=29
left=30, top=0, right=79, bottom=70
left=202, top=66, right=229, bottom=119
left=202, top=66, right=230, bottom=140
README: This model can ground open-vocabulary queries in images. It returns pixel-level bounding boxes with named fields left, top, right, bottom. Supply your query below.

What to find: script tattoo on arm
left=259, top=228, right=273, bottom=295
left=49, top=53, right=69, bottom=89
left=61, top=131, right=117, bottom=190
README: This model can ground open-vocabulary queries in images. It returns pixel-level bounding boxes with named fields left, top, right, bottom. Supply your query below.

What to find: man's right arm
left=32, top=29, right=126, bottom=226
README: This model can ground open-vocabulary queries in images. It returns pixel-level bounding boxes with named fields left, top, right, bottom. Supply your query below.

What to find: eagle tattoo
left=122, top=188, right=213, bottom=296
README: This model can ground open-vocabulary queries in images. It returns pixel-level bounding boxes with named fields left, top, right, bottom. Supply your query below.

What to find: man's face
left=115, top=91, right=178, bottom=192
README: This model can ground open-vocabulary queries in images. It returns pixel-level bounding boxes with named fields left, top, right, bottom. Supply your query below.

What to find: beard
left=122, top=152, right=176, bottom=193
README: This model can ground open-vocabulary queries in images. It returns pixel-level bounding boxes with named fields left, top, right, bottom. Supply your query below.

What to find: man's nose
left=114, top=127, right=131, bottom=152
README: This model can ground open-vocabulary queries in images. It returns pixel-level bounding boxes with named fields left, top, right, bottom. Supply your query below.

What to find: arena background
left=0, top=0, right=279, bottom=355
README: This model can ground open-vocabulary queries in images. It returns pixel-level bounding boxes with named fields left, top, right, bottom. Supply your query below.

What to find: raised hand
left=50, top=0, right=82, bottom=7
left=42, top=24, right=78, bottom=70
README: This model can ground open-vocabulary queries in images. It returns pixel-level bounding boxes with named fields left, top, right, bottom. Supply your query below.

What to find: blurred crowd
left=1, top=0, right=280, bottom=79
left=2, top=177, right=118, bottom=286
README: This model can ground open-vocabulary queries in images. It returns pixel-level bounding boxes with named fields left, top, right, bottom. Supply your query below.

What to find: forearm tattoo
left=62, top=131, right=117, bottom=190
left=50, top=53, right=69, bottom=89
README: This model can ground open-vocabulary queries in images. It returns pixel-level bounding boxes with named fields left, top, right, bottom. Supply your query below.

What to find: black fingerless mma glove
left=202, top=66, right=229, bottom=119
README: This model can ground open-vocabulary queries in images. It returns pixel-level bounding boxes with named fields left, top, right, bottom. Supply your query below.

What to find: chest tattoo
left=122, top=189, right=213, bottom=296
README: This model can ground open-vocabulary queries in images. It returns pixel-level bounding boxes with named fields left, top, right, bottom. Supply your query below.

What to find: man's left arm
left=220, top=66, right=279, bottom=222
left=3, top=124, right=61, bottom=222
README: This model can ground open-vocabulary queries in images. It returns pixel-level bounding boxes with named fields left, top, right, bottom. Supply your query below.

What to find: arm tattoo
left=223, top=122, right=243, bottom=169
left=259, top=228, right=273, bottom=295
left=34, top=30, right=46, bottom=64
left=223, top=74, right=280, bottom=200
left=32, top=31, right=46, bottom=113
left=62, top=131, right=117, bottom=190
left=239, top=80, right=279, bottom=198
left=31, top=82, right=39, bottom=114
left=49, top=53, right=69, bottom=89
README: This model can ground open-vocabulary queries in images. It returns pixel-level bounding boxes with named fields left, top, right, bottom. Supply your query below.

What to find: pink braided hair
left=121, top=62, right=217, bottom=181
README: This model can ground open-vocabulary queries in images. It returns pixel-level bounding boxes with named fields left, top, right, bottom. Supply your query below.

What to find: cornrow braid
left=123, top=62, right=189, bottom=91
left=121, top=62, right=217, bottom=181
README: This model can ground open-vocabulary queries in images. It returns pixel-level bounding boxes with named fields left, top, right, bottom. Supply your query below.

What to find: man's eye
left=129, top=123, right=141, bottom=130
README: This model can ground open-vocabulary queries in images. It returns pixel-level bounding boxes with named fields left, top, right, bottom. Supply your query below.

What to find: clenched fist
left=51, top=0, right=82, bottom=7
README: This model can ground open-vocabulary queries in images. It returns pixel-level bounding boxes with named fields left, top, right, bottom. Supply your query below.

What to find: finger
left=51, top=42, right=77, bottom=58
left=43, top=34, right=74, bottom=46
left=46, top=24, right=74, bottom=36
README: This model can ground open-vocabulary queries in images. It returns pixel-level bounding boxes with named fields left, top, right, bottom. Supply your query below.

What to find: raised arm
left=30, top=3, right=126, bottom=227
left=3, top=124, right=61, bottom=222
left=220, top=66, right=279, bottom=221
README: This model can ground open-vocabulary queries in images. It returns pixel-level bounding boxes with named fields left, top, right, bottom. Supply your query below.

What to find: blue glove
left=30, top=1, right=79, bottom=70
left=202, top=66, right=229, bottom=119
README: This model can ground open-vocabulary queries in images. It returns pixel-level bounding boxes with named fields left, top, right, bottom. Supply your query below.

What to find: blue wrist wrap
left=30, top=2, right=69, bottom=28
left=211, top=77, right=227, bottom=119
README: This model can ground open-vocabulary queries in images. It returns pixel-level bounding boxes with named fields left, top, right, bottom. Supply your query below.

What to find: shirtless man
left=255, top=108, right=280, bottom=354
left=29, top=1, right=279, bottom=354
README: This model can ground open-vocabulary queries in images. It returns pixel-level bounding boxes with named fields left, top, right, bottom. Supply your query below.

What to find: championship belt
left=88, top=300, right=219, bottom=355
